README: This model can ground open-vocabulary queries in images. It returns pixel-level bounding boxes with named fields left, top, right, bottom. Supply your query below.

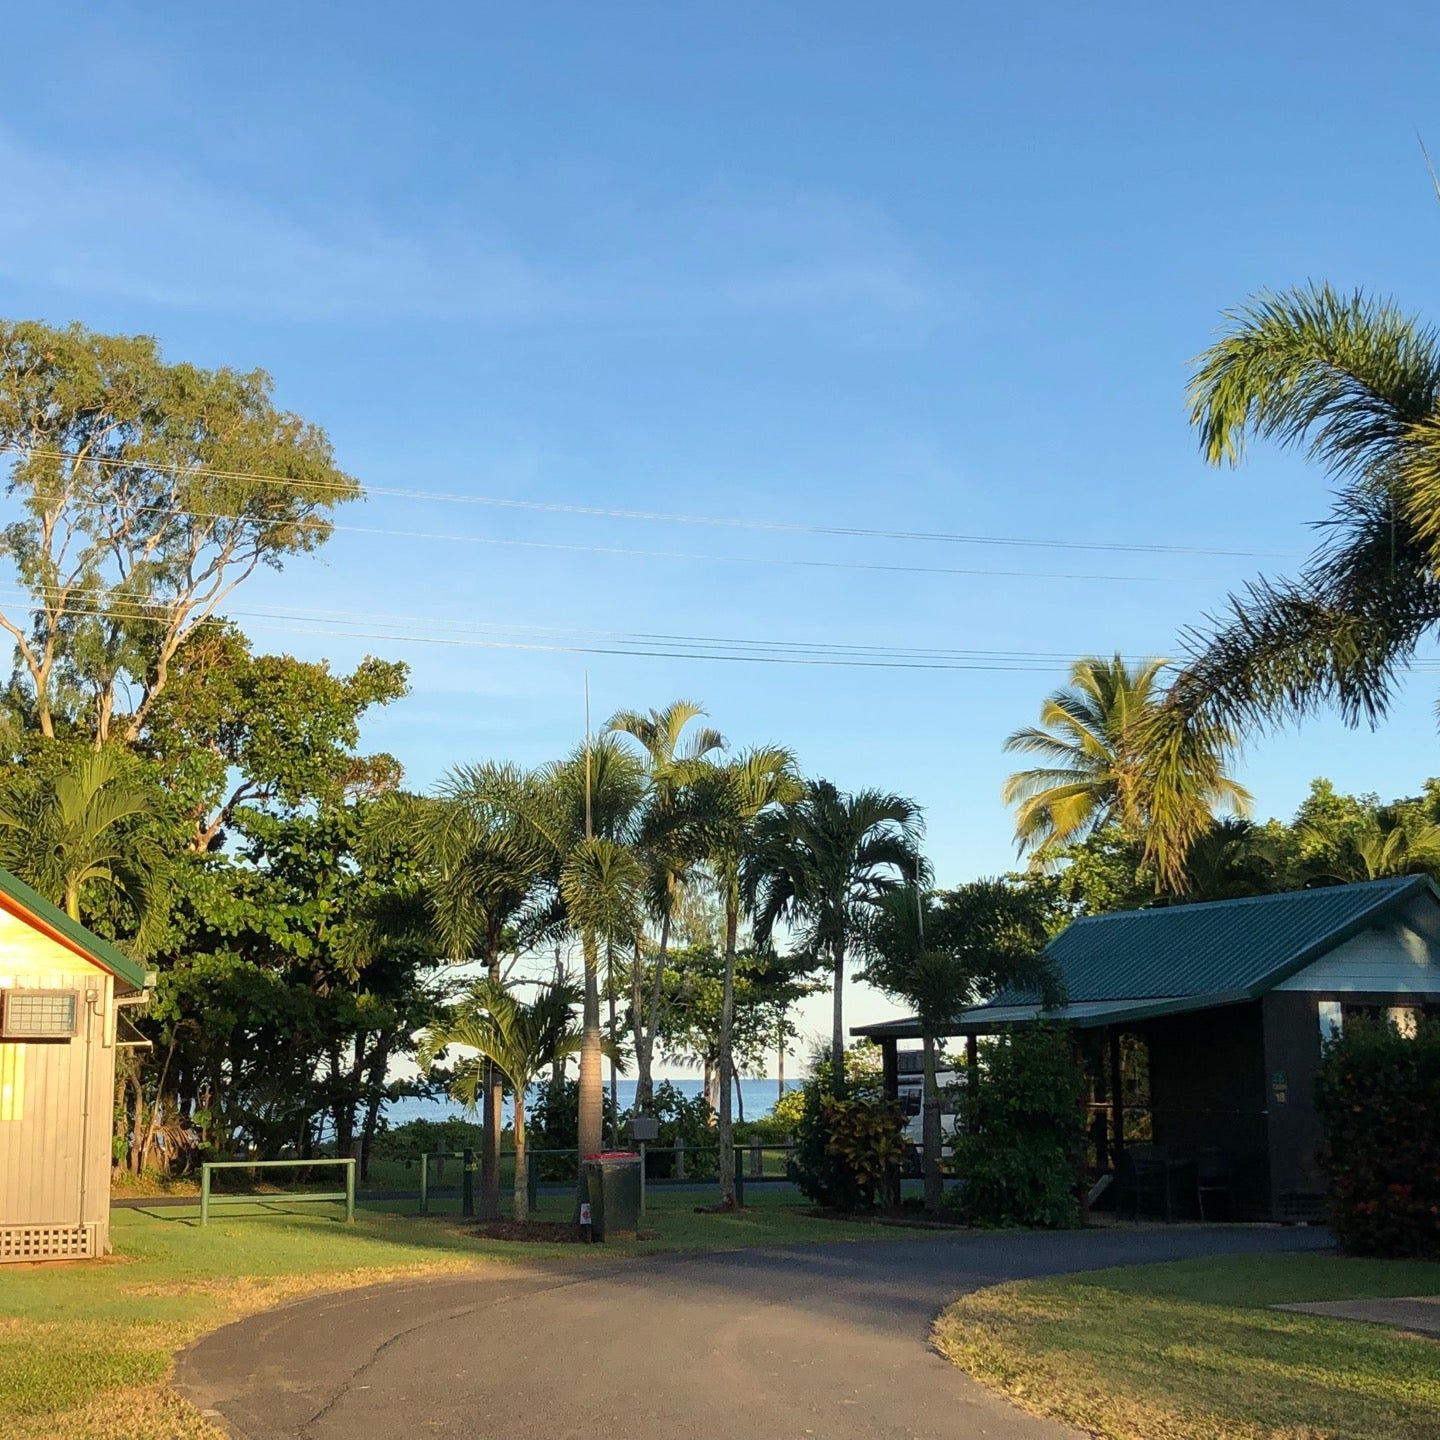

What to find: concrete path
left=1279, top=1294, right=1440, bottom=1338
left=175, top=1225, right=1329, bottom=1440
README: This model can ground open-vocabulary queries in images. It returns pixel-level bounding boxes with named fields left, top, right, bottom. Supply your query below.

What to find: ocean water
left=387, top=1077, right=801, bottom=1126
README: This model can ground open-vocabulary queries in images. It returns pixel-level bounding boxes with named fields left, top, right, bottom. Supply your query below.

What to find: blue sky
left=5, top=4, right=1440, bottom=1048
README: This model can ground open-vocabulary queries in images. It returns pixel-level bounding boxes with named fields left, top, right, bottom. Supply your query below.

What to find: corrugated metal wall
left=0, top=968, right=115, bottom=1257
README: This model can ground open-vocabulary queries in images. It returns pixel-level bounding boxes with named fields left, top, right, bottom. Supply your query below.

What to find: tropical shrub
left=640, top=1081, right=718, bottom=1178
left=371, top=1117, right=485, bottom=1167
left=787, top=1071, right=906, bottom=1211
left=527, top=1078, right=618, bottom=1180
left=1315, top=1015, right=1440, bottom=1258
left=947, top=1028, right=1085, bottom=1228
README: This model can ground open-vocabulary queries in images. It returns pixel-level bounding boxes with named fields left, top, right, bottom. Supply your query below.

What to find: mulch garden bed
left=468, top=1219, right=587, bottom=1243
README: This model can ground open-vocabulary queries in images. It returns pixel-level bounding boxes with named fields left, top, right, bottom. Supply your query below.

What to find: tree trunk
left=480, top=957, right=503, bottom=1221
left=717, top=897, right=739, bottom=1207
left=631, top=935, right=651, bottom=1113
left=922, top=1032, right=943, bottom=1215
left=513, top=1090, right=529, bottom=1223
left=606, top=946, right=619, bottom=1147
left=577, top=928, right=603, bottom=1191
left=830, top=939, right=846, bottom=1090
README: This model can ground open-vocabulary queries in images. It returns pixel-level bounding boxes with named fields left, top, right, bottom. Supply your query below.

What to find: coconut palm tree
left=607, top=700, right=726, bottom=1112
left=418, top=978, right=586, bottom=1222
left=1172, top=283, right=1440, bottom=740
left=747, top=780, right=925, bottom=1088
left=1003, top=654, right=1250, bottom=893
left=1299, top=807, right=1440, bottom=886
left=694, top=747, right=801, bottom=1207
left=0, top=745, right=170, bottom=947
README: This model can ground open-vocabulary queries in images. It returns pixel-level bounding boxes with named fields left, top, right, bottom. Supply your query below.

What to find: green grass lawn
left=0, top=1187, right=897, bottom=1440
left=935, top=1252, right=1440, bottom=1440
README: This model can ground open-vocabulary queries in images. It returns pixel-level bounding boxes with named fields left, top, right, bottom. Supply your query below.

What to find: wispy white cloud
left=0, top=131, right=943, bottom=329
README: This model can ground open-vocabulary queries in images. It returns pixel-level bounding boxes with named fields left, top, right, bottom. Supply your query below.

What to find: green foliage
left=1174, top=283, right=1440, bottom=739
left=371, top=1116, right=485, bottom=1165
left=1316, top=1016, right=1440, bottom=1258
left=145, top=625, right=407, bottom=848
left=947, top=1028, right=1085, bottom=1228
left=787, top=1069, right=905, bottom=1211
left=768, top=1085, right=806, bottom=1132
left=639, top=1080, right=719, bottom=1178
left=527, top=1077, right=618, bottom=1177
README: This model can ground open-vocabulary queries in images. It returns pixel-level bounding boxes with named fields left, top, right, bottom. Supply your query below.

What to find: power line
left=1, top=442, right=1290, bottom=560
left=24, top=491, right=1200, bottom=586
left=0, top=583, right=1155, bottom=671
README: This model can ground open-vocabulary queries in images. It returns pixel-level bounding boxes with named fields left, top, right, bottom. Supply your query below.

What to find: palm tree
left=418, top=979, right=585, bottom=1222
left=366, top=775, right=556, bottom=1220
left=1299, top=807, right=1440, bottom=886
left=696, top=747, right=800, bottom=1207
left=1172, top=283, right=1440, bottom=740
left=461, top=739, right=648, bottom=1169
left=747, top=780, right=925, bottom=1088
left=607, top=700, right=726, bottom=1112
left=1003, top=654, right=1250, bottom=892
left=0, top=745, right=169, bottom=946
left=866, top=879, right=1056, bottom=1213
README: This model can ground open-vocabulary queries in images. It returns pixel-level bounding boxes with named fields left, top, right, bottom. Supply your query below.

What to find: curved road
left=176, top=1225, right=1328, bottom=1440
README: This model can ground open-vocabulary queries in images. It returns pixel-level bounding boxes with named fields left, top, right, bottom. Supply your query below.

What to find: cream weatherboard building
left=0, top=865, right=148, bottom=1262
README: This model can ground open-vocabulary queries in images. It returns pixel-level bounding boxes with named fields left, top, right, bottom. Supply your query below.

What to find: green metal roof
left=0, top=863, right=148, bottom=992
left=854, top=875, right=1438, bottom=1040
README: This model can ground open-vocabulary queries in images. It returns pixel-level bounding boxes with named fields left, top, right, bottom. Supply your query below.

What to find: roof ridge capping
left=1067, top=873, right=1429, bottom=926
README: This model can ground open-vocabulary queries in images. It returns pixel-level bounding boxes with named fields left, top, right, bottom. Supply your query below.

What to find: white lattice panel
left=0, top=1223, right=95, bottom=1261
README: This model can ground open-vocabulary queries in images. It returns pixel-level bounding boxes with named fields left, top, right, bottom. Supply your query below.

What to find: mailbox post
left=628, top=1114, right=659, bottom=1215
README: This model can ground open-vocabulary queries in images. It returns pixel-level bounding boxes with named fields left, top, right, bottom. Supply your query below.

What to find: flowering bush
left=1315, top=1015, right=1440, bottom=1257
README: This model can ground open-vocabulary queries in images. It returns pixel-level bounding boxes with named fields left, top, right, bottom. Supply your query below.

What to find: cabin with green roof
left=0, top=864, right=149, bottom=1262
left=855, top=876, right=1440, bottom=1220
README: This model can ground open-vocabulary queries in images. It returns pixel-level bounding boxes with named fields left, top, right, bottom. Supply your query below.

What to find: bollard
left=462, top=1147, right=475, bottom=1218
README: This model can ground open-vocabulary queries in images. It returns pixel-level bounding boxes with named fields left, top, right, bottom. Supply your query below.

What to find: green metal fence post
left=344, top=1158, right=356, bottom=1223
left=638, top=1142, right=647, bottom=1216
left=462, top=1147, right=475, bottom=1218
left=200, top=1163, right=210, bottom=1227
left=527, top=1155, right=538, bottom=1214
left=734, top=1162, right=745, bottom=1208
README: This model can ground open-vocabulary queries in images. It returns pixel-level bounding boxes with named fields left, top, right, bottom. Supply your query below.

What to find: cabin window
left=0, top=990, right=80, bottom=1039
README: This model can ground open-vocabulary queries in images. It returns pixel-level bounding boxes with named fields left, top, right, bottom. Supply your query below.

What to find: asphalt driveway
left=175, top=1224, right=1329, bottom=1440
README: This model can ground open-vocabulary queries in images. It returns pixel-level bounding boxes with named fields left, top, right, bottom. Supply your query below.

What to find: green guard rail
left=199, top=1158, right=356, bottom=1226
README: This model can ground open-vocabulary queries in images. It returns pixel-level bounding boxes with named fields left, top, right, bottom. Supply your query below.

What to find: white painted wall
left=1276, top=896, right=1440, bottom=995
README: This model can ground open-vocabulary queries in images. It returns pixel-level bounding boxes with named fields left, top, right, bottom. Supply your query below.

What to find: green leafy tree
left=0, top=320, right=358, bottom=743
left=747, top=779, right=925, bottom=1086
left=1003, top=654, right=1249, bottom=893
left=419, top=978, right=588, bottom=1222
left=144, top=626, right=407, bottom=849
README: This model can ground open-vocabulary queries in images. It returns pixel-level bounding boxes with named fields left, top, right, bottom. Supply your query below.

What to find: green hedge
left=1315, top=1015, right=1440, bottom=1258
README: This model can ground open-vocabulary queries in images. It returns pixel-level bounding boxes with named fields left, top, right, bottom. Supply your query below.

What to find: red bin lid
left=583, top=1150, right=640, bottom=1161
